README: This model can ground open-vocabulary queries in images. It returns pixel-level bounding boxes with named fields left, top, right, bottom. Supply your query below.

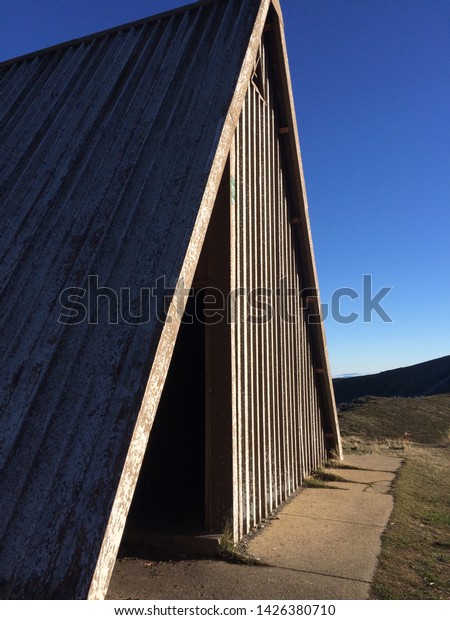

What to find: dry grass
left=303, top=476, right=343, bottom=490
left=338, top=394, right=450, bottom=600
left=338, top=394, right=450, bottom=446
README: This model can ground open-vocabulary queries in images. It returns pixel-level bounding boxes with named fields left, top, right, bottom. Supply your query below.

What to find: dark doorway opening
left=122, top=162, right=232, bottom=552
left=125, top=293, right=206, bottom=534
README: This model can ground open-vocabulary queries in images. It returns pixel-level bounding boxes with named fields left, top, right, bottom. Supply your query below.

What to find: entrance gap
left=124, top=293, right=206, bottom=535
left=120, top=159, right=232, bottom=554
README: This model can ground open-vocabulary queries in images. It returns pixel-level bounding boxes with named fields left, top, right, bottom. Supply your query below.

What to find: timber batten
left=231, top=31, right=331, bottom=537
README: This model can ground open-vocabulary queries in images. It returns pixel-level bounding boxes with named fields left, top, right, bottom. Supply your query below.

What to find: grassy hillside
left=338, top=394, right=450, bottom=446
left=338, top=394, right=450, bottom=600
left=333, top=355, right=450, bottom=404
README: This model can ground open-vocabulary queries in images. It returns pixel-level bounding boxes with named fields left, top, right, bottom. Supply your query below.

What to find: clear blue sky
left=1, top=0, right=449, bottom=376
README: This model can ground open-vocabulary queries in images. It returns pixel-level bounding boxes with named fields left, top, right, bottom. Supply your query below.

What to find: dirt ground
left=107, top=552, right=366, bottom=601
left=107, top=454, right=401, bottom=601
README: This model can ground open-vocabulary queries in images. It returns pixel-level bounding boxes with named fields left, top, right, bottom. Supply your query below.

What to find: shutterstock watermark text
left=58, top=274, right=393, bottom=326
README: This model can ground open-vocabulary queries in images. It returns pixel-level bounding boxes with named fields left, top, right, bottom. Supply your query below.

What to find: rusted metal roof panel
left=0, top=0, right=264, bottom=599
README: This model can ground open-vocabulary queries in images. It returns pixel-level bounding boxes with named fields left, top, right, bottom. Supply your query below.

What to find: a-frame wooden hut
left=0, top=0, right=341, bottom=599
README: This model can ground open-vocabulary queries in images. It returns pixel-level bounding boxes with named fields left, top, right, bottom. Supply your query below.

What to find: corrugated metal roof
left=0, top=0, right=265, bottom=599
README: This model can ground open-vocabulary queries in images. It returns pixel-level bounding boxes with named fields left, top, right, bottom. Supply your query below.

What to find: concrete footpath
left=107, top=455, right=402, bottom=600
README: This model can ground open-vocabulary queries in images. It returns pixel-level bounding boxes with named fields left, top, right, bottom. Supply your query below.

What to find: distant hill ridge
left=333, top=355, right=450, bottom=404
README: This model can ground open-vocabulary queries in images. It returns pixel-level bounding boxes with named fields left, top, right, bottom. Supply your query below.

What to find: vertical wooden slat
left=273, top=96, right=281, bottom=508
left=286, top=199, right=297, bottom=492
left=257, top=82, right=267, bottom=520
left=301, top=304, right=309, bottom=475
left=280, top=175, right=289, bottom=495
left=268, top=83, right=278, bottom=511
left=261, top=43, right=273, bottom=515
left=251, top=84, right=260, bottom=527
left=286, top=197, right=296, bottom=493
left=241, top=95, right=250, bottom=533
left=266, top=75, right=275, bottom=506
left=289, top=235, right=300, bottom=489
left=248, top=86, right=256, bottom=528
left=279, top=162, right=288, bottom=500
left=254, top=85, right=263, bottom=524
left=310, top=337, right=316, bottom=473
left=230, top=130, right=240, bottom=541
left=294, top=268, right=304, bottom=484
left=311, top=356, right=318, bottom=471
